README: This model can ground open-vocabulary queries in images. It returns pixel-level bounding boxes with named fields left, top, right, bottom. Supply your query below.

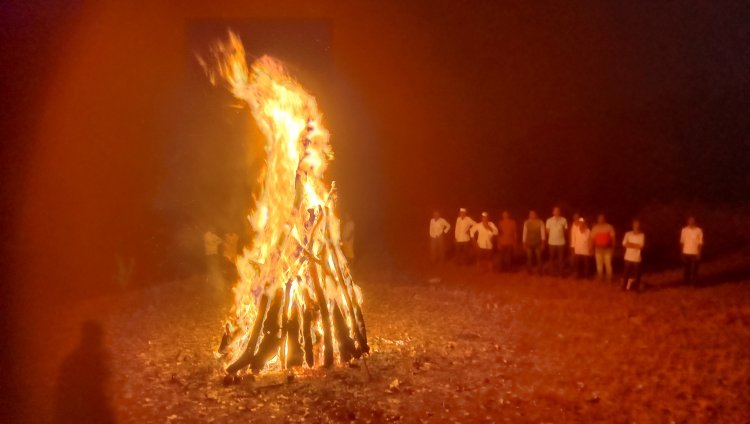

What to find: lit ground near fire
left=47, top=253, right=750, bottom=423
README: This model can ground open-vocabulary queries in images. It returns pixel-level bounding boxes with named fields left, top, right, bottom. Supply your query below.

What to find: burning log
left=250, top=287, right=284, bottom=373
left=325, top=226, right=369, bottom=356
left=309, top=261, right=335, bottom=368
left=285, top=303, right=304, bottom=368
left=301, top=289, right=315, bottom=367
left=202, top=32, right=369, bottom=376
left=331, top=301, right=357, bottom=362
left=226, top=292, right=269, bottom=374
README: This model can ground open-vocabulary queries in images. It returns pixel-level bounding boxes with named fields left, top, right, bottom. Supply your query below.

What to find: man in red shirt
left=496, top=211, right=517, bottom=272
left=590, top=214, right=616, bottom=281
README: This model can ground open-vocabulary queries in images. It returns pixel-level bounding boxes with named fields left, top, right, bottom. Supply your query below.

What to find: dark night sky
left=2, top=0, right=749, bottom=288
left=1, top=1, right=749, bottom=419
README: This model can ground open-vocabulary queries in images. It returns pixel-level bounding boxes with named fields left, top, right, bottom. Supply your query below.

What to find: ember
left=200, top=32, right=368, bottom=376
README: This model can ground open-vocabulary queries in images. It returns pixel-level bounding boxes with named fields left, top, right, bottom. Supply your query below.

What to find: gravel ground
left=42, top=254, right=750, bottom=423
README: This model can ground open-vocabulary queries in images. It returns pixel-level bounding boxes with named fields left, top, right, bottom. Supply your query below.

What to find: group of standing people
left=429, top=208, right=704, bottom=290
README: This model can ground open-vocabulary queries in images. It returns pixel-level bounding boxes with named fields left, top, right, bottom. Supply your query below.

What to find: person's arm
left=522, top=222, right=528, bottom=245
left=570, top=227, right=576, bottom=251
left=680, top=228, right=685, bottom=252
left=624, top=234, right=643, bottom=249
left=697, top=229, right=703, bottom=257
left=540, top=222, right=546, bottom=242
left=490, top=222, right=499, bottom=235
left=470, top=223, right=478, bottom=238
left=443, top=219, right=451, bottom=234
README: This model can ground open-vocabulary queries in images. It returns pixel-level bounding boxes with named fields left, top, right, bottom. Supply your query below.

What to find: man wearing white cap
left=470, top=212, right=499, bottom=272
left=429, top=210, right=451, bottom=263
left=454, top=208, right=476, bottom=265
left=545, top=206, right=569, bottom=277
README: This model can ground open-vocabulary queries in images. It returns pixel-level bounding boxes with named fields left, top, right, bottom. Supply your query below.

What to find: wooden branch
left=278, top=279, right=293, bottom=369
left=226, top=292, right=270, bottom=374
left=301, top=290, right=315, bottom=367
left=324, top=224, right=369, bottom=356
left=331, top=300, right=356, bottom=363
left=309, top=262, right=334, bottom=367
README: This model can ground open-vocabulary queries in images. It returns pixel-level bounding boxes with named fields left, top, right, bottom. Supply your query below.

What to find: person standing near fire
left=454, top=208, right=476, bottom=265
left=341, top=213, right=356, bottom=266
left=204, top=227, right=224, bottom=293
left=429, top=210, right=451, bottom=263
left=622, top=219, right=645, bottom=291
left=470, top=212, right=498, bottom=273
left=591, top=213, right=616, bottom=281
left=545, top=206, right=568, bottom=277
left=496, top=211, right=518, bottom=272
left=571, top=217, right=593, bottom=278
left=680, top=216, right=703, bottom=286
left=223, top=231, right=239, bottom=281
left=522, top=210, right=546, bottom=275
left=569, top=212, right=581, bottom=271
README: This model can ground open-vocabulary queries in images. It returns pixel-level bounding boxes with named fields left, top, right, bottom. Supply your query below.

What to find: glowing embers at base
left=201, top=32, right=368, bottom=377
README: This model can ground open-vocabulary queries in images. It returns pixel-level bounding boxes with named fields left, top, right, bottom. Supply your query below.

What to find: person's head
left=501, top=211, right=510, bottom=220
left=481, top=212, right=489, bottom=223
left=529, top=210, right=537, bottom=220
left=597, top=213, right=606, bottom=224
left=579, top=217, right=587, bottom=229
left=687, top=216, right=696, bottom=227
left=344, top=212, right=352, bottom=221
left=552, top=206, right=561, bottom=217
left=432, top=210, right=440, bottom=219
left=459, top=208, right=467, bottom=218
left=572, top=212, right=580, bottom=225
left=632, top=219, right=641, bottom=232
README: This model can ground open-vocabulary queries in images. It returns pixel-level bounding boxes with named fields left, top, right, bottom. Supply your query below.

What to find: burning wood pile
left=200, top=32, right=369, bottom=379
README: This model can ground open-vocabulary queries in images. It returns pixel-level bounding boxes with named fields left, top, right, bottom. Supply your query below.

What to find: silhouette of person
left=54, top=320, right=115, bottom=424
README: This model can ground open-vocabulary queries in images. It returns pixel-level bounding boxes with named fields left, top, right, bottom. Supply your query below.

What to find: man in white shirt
left=545, top=206, right=568, bottom=277
left=470, top=212, right=499, bottom=272
left=621, top=219, right=645, bottom=291
left=429, top=210, right=451, bottom=263
left=569, top=212, right=581, bottom=270
left=680, top=216, right=703, bottom=285
left=570, top=218, right=592, bottom=278
left=454, top=208, right=476, bottom=265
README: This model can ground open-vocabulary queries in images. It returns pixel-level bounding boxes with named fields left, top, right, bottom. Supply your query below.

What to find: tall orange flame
left=200, top=32, right=367, bottom=374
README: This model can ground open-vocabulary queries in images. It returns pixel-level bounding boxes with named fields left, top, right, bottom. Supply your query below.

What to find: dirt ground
left=41, top=253, right=750, bottom=423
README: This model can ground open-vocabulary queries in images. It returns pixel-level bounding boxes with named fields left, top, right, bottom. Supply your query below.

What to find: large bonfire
left=200, top=32, right=368, bottom=377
